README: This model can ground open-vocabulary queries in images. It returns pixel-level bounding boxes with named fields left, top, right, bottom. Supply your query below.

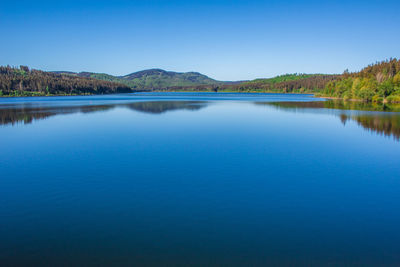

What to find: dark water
left=1, top=93, right=399, bottom=266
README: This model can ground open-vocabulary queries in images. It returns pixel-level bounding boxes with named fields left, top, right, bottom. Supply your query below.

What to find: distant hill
left=55, top=69, right=221, bottom=90
left=164, top=73, right=340, bottom=93
left=241, top=74, right=324, bottom=86
left=230, top=74, right=340, bottom=93
left=120, top=69, right=221, bottom=89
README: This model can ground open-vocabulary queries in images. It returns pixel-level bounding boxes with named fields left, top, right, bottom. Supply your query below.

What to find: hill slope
left=236, top=74, right=339, bottom=92
left=56, top=69, right=221, bottom=90
left=166, top=73, right=340, bottom=93
left=121, top=69, right=219, bottom=89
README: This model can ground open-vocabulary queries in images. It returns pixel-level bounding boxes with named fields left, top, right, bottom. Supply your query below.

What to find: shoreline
left=314, top=95, right=364, bottom=102
left=316, top=95, right=400, bottom=104
left=0, top=91, right=317, bottom=98
left=1, top=91, right=400, bottom=104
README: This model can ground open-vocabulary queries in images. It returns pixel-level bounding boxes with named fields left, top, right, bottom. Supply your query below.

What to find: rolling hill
left=55, top=69, right=221, bottom=90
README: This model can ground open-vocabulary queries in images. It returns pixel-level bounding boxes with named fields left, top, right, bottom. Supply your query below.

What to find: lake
left=1, top=93, right=399, bottom=266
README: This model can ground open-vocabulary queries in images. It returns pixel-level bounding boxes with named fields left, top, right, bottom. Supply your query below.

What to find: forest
left=0, top=66, right=132, bottom=96
left=1, top=59, right=400, bottom=103
left=320, top=59, right=400, bottom=103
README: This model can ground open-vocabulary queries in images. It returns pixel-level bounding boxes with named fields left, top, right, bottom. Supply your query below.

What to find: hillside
left=164, top=73, right=340, bottom=93
left=121, top=69, right=219, bottom=89
left=235, top=74, right=339, bottom=93
left=56, top=69, right=221, bottom=90
left=243, top=74, right=319, bottom=85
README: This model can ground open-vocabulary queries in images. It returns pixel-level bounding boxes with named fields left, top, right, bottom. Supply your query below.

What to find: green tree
left=378, top=79, right=394, bottom=97
left=393, top=72, right=400, bottom=86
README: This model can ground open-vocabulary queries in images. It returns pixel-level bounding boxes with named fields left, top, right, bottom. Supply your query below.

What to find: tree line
left=236, top=74, right=340, bottom=93
left=0, top=66, right=132, bottom=96
left=158, top=74, right=340, bottom=93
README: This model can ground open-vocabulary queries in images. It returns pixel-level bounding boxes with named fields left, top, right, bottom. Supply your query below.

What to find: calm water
left=1, top=93, right=400, bottom=266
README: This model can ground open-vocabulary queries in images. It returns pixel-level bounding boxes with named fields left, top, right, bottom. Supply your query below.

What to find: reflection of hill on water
left=261, top=100, right=400, bottom=140
left=0, top=101, right=207, bottom=126
left=125, top=101, right=205, bottom=114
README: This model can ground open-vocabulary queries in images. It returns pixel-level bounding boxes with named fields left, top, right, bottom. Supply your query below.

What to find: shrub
left=372, top=95, right=383, bottom=103
left=386, top=95, right=400, bottom=103
left=357, top=87, right=375, bottom=101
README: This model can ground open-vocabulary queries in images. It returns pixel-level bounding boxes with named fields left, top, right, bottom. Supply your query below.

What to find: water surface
left=1, top=93, right=399, bottom=266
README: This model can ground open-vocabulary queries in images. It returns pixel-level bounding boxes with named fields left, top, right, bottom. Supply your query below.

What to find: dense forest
left=321, top=59, right=400, bottom=103
left=0, top=66, right=132, bottom=96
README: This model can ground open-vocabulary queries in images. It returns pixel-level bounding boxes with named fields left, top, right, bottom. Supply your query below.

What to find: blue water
left=0, top=93, right=399, bottom=266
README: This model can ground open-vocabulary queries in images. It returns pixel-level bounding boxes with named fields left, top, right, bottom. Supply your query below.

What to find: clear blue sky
left=1, top=0, right=399, bottom=81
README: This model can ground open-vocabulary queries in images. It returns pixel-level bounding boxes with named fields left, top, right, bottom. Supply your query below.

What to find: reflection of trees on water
left=340, top=114, right=400, bottom=140
left=3, top=98, right=400, bottom=140
left=1, top=110, right=51, bottom=125
left=264, top=100, right=400, bottom=112
left=0, top=105, right=114, bottom=126
left=260, top=100, right=400, bottom=141
left=0, top=101, right=207, bottom=126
